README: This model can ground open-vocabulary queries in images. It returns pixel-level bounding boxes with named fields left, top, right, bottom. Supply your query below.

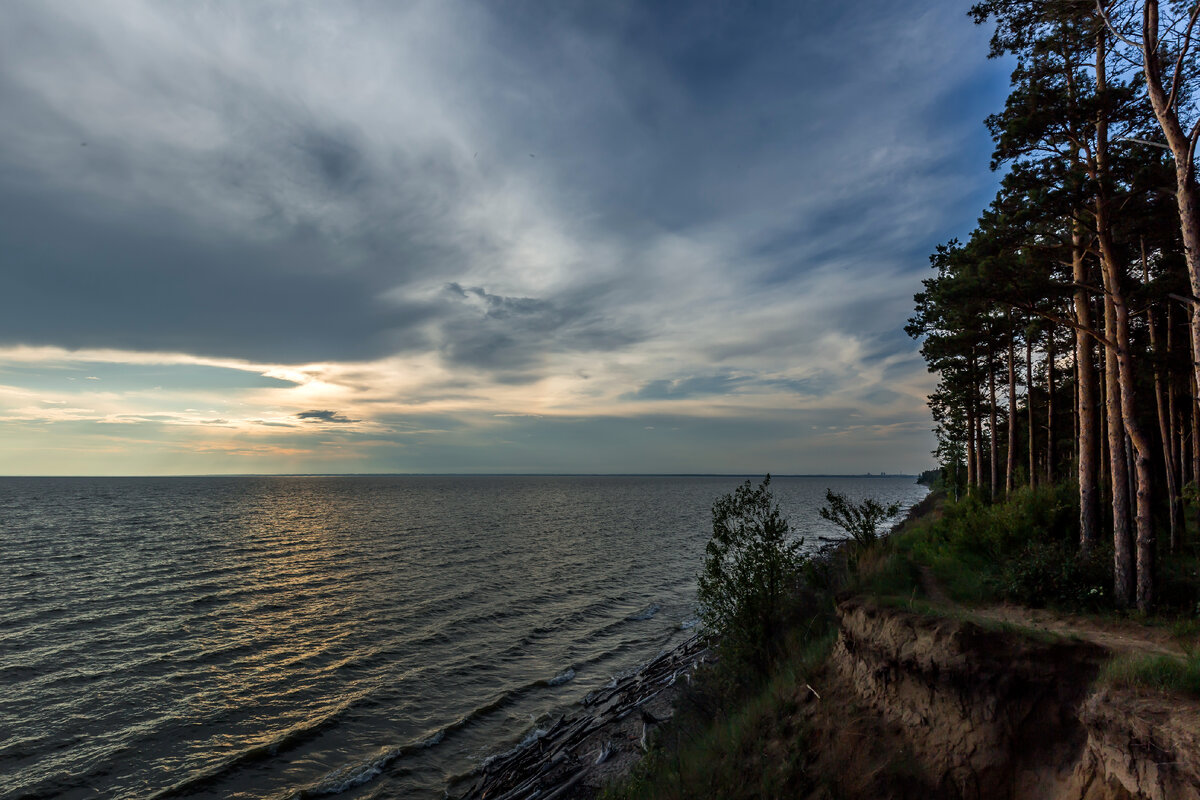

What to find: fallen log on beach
left=458, top=634, right=710, bottom=800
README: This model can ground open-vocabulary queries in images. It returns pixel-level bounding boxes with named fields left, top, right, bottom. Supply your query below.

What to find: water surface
left=0, top=475, right=927, bottom=799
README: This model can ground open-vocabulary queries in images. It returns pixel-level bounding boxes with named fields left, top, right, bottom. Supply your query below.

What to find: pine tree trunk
left=1096, top=28, right=1152, bottom=611
left=1193, top=365, right=1200, bottom=534
left=1152, top=319, right=1182, bottom=555
left=1104, top=291, right=1135, bottom=606
left=1179, top=389, right=1189, bottom=489
left=1099, top=346, right=1109, bottom=499
left=967, top=404, right=976, bottom=493
left=1027, top=335, right=1036, bottom=489
left=1168, top=307, right=1185, bottom=502
left=1073, top=226, right=1099, bottom=551
left=1007, top=324, right=1017, bottom=496
left=1143, top=0, right=1200, bottom=562
left=1046, top=333, right=1055, bottom=485
left=977, top=398, right=986, bottom=498
left=1146, top=247, right=1182, bottom=554
left=990, top=351, right=999, bottom=501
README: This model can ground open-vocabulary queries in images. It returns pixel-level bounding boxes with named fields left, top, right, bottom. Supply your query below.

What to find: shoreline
left=455, top=635, right=710, bottom=799
left=452, top=494, right=934, bottom=799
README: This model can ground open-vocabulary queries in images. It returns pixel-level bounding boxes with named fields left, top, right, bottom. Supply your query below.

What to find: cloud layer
left=0, top=0, right=1008, bottom=474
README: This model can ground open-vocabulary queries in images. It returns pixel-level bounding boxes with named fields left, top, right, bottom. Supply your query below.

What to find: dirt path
left=972, top=604, right=1187, bottom=657
left=917, top=566, right=1189, bottom=658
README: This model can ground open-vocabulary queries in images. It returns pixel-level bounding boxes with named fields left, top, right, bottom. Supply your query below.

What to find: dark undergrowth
left=599, top=630, right=836, bottom=800
left=601, top=482, right=1200, bottom=798
left=599, top=490, right=932, bottom=800
left=856, top=484, right=1200, bottom=617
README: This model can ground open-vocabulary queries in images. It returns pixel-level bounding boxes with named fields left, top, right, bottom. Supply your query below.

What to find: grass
left=599, top=631, right=836, bottom=800
left=867, top=594, right=1078, bottom=645
left=604, top=482, right=1200, bottom=798
left=1099, top=649, right=1200, bottom=697
left=851, top=484, right=1200, bottom=615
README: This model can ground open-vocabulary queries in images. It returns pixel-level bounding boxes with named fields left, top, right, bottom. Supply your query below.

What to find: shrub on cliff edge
left=697, top=476, right=806, bottom=676
left=818, top=489, right=901, bottom=552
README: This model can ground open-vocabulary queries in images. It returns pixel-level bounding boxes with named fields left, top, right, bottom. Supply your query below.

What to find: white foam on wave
left=480, top=722, right=549, bottom=771
left=306, top=748, right=395, bottom=797
left=547, top=667, right=575, bottom=686
left=678, top=617, right=701, bottom=630
left=298, top=726, right=449, bottom=798
left=626, top=603, right=660, bottom=621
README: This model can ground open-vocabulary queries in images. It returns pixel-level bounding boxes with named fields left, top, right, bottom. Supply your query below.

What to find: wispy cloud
left=0, top=0, right=1006, bottom=473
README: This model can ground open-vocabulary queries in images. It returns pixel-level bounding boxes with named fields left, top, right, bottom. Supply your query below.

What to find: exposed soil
left=459, top=531, right=1200, bottom=800
left=971, top=605, right=1187, bottom=658
left=796, top=596, right=1200, bottom=800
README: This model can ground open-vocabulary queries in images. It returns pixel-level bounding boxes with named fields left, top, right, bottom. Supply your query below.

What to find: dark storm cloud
left=0, top=185, right=439, bottom=362
left=622, top=370, right=848, bottom=402
left=438, top=283, right=640, bottom=373
left=623, top=374, right=747, bottom=401
left=0, top=0, right=1011, bottom=474
left=0, top=0, right=1002, bottom=371
left=297, top=410, right=357, bottom=424
left=298, top=128, right=367, bottom=192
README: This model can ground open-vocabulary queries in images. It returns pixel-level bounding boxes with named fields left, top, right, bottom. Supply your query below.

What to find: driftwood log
left=457, top=634, right=710, bottom=800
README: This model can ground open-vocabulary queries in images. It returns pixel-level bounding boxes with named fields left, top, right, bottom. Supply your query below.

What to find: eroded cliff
left=801, top=599, right=1200, bottom=800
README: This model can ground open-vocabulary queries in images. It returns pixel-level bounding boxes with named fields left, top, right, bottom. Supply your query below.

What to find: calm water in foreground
left=1, top=475, right=927, bottom=800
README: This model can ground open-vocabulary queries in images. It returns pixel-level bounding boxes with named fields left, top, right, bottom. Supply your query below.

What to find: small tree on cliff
left=697, top=475, right=805, bottom=675
left=818, top=489, right=901, bottom=550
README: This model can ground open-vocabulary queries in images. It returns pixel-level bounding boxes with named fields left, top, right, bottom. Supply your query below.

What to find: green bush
left=697, top=476, right=807, bottom=676
left=818, top=489, right=900, bottom=550
left=998, top=540, right=1112, bottom=610
left=1100, top=649, right=1200, bottom=697
left=887, top=484, right=1091, bottom=609
left=600, top=631, right=836, bottom=800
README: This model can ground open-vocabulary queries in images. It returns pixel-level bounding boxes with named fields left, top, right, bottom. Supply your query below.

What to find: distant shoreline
left=0, top=472, right=923, bottom=479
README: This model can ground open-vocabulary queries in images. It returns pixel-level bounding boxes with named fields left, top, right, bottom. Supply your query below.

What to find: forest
left=907, top=0, right=1200, bottom=612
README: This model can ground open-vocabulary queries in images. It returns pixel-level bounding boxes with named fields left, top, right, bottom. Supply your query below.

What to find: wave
left=284, top=662, right=578, bottom=800
left=285, top=731, right=445, bottom=799
left=625, top=603, right=660, bottom=621
left=147, top=692, right=374, bottom=800
left=479, top=722, right=551, bottom=772
left=541, top=666, right=575, bottom=687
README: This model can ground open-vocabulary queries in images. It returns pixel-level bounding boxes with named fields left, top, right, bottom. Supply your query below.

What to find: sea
left=0, top=475, right=928, bottom=800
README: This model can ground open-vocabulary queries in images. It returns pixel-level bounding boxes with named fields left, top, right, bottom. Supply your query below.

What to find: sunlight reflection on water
left=0, top=475, right=926, bottom=799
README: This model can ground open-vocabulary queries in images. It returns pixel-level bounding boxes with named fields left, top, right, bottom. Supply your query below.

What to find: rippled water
left=1, top=475, right=927, bottom=800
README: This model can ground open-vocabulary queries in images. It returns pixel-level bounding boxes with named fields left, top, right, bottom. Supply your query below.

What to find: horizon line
left=0, top=471, right=926, bottom=479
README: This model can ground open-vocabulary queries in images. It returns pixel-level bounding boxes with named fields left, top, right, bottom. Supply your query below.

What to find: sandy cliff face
left=1074, top=689, right=1200, bottom=800
left=816, top=599, right=1200, bottom=800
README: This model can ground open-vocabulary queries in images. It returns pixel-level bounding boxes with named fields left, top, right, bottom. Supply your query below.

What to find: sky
left=0, top=0, right=1010, bottom=476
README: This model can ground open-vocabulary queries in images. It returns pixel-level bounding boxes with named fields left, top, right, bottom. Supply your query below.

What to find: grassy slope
left=602, top=485, right=1200, bottom=800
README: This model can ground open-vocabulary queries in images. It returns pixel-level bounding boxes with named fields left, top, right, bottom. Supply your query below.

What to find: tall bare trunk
left=1046, top=333, right=1055, bottom=485
left=1169, top=309, right=1187, bottom=511
left=1142, top=2, right=1200, bottom=498
left=1190, top=328, right=1200, bottom=515
left=1099, top=343, right=1109, bottom=499
left=1096, top=28, right=1152, bottom=611
left=1168, top=306, right=1182, bottom=487
left=977, top=396, right=986, bottom=498
left=1007, top=323, right=1017, bottom=495
left=1074, top=225, right=1099, bottom=551
left=967, top=403, right=976, bottom=494
left=990, top=351, right=999, bottom=501
left=1145, top=245, right=1182, bottom=554
left=1104, top=291, right=1135, bottom=607
left=1152, top=320, right=1182, bottom=555
left=1027, top=335, right=1036, bottom=489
